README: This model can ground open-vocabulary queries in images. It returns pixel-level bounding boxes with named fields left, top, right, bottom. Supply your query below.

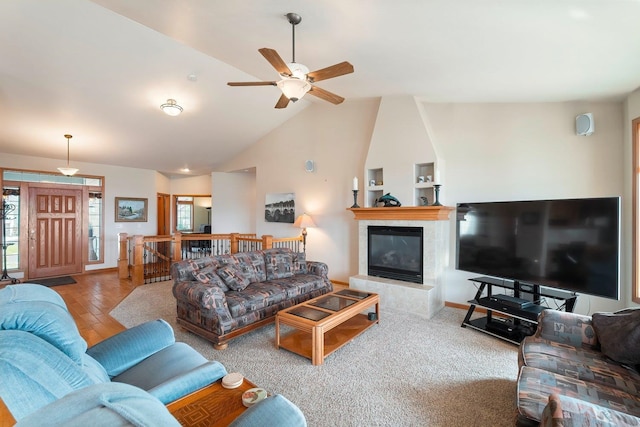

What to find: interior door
left=28, top=186, right=83, bottom=279
left=157, top=193, right=170, bottom=235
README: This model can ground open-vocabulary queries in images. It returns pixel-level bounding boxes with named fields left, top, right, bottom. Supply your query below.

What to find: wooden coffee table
left=167, top=377, right=259, bottom=427
left=275, top=289, right=379, bottom=365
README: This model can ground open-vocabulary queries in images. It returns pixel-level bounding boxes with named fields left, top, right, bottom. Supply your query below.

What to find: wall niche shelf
left=366, top=168, right=384, bottom=207
left=414, top=162, right=436, bottom=206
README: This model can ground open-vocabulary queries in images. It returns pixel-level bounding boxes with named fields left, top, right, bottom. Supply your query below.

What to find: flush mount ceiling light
left=160, top=99, right=183, bottom=116
left=57, top=134, right=79, bottom=176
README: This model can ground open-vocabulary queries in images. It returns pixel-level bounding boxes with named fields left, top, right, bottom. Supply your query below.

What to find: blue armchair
left=0, top=284, right=306, bottom=426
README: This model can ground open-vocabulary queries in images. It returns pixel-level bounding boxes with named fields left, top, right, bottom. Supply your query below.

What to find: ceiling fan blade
left=308, top=86, right=345, bottom=105
left=307, top=62, right=354, bottom=83
left=275, top=94, right=290, bottom=109
left=258, top=48, right=292, bottom=76
left=227, top=81, right=277, bottom=86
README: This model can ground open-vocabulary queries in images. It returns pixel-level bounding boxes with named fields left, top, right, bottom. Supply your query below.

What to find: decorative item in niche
left=265, top=192, right=295, bottom=223
left=375, top=193, right=401, bottom=207
left=115, top=197, right=148, bottom=222
left=420, top=196, right=429, bottom=206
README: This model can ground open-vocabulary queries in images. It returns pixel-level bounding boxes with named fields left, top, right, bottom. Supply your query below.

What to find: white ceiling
left=1, top=0, right=639, bottom=176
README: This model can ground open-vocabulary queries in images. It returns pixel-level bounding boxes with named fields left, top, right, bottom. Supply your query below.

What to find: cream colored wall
left=169, top=174, right=211, bottom=195
left=423, top=101, right=625, bottom=314
left=0, top=153, right=159, bottom=271
left=211, top=171, right=255, bottom=233
left=218, top=99, right=380, bottom=281
left=365, top=96, right=439, bottom=206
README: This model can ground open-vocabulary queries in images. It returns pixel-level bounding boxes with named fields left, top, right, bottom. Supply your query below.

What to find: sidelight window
left=1, top=188, right=20, bottom=270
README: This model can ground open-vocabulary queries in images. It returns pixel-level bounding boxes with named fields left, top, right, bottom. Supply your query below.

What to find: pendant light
left=57, top=134, right=79, bottom=176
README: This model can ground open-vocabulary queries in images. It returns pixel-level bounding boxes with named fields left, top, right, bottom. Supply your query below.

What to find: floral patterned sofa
left=516, top=308, right=640, bottom=426
left=171, top=248, right=333, bottom=349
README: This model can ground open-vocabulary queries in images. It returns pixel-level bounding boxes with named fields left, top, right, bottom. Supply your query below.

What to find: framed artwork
left=265, top=192, right=295, bottom=223
left=115, top=197, right=148, bottom=222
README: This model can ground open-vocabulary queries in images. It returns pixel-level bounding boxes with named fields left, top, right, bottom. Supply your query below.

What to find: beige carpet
left=110, top=280, right=519, bottom=427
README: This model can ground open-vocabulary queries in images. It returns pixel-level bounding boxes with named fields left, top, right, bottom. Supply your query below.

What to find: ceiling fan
left=227, top=13, right=354, bottom=109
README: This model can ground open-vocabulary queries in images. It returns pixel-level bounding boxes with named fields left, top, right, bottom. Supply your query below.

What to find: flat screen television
left=456, top=197, right=620, bottom=300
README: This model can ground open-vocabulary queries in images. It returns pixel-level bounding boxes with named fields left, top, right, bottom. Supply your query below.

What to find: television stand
left=461, top=276, right=577, bottom=345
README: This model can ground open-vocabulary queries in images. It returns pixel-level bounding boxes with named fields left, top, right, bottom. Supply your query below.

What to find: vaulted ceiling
left=1, top=0, right=639, bottom=176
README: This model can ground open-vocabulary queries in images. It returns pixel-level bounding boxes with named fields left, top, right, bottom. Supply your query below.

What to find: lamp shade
left=57, top=167, right=79, bottom=176
left=58, top=134, right=78, bottom=176
left=276, top=78, right=311, bottom=102
left=293, top=213, right=316, bottom=229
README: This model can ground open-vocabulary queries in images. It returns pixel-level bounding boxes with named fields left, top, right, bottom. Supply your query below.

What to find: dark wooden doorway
left=157, top=193, right=170, bottom=235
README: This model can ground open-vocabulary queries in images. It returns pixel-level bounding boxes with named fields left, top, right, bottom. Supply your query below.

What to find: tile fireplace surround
left=348, top=207, right=453, bottom=319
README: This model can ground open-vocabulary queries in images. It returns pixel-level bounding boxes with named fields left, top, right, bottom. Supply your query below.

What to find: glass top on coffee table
left=309, top=295, right=357, bottom=312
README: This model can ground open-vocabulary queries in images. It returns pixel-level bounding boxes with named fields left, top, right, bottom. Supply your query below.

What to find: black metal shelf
left=461, top=277, right=578, bottom=345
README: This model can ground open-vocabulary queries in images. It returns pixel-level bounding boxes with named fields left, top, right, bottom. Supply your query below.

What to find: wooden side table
left=167, top=378, right=258, bottom=427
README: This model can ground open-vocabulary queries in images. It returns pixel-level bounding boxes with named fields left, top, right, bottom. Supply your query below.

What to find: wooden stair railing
left=119, top=232, right=304, bottom=285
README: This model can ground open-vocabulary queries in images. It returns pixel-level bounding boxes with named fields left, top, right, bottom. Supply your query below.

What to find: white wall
left=218, top=99, right=380, bottom=281
left=169, top=174, right=211, bottom=195
left=365, top=96, right=439, bottom=206
left=423, top=101, right=625, bottom=314
left=211, top=171, right=255, bottom=234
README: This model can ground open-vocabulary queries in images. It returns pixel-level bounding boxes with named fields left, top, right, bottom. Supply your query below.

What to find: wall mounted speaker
left=576, top=113, right=594, bottom=136
left=304, top=160, right=314, bottom=172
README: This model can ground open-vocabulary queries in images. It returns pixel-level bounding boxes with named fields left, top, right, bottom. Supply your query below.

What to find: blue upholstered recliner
left=0, top=284, right=306, bottom=426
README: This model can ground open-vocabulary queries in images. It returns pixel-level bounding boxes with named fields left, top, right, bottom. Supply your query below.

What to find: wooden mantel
left=348, top=206, right=454, bottom=221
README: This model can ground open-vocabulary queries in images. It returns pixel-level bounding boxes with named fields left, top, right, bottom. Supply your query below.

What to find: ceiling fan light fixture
left=277, top=78, right=311, bottom=102
left=286, top=62, right=309, bottom=79
left=160, top=99, right=183, bottom=116
left=57, top=134, right=79, bottom=176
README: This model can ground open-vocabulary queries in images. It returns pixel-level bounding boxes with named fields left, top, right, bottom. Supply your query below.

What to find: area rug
left=23, top=276, right=76, bottom=287
left=110, top=281, right=519, bottom=426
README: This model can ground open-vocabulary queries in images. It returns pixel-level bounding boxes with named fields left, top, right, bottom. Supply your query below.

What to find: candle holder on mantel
left=431, top=184, right=443, bottom=206
left=351, top=190, right=360, bottom=208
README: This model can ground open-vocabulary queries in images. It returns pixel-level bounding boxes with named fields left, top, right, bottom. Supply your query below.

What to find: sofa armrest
left=306, top=261, right=329, bottom=278
left=15, top=382, right=181, bottom=427
left=86, top=319, right=175, bottom=378
left=147, top=361, right=228, bottom=404
left=540, top=393, right=638, bottom=427
left=173, top=281, right=233, bottom=316
left=229, top=394, right=306, bottom=427
left=534, top=309, right=598, bottom=349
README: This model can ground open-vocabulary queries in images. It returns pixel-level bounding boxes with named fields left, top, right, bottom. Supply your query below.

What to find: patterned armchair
left=517, top=309, right=640, bottom=426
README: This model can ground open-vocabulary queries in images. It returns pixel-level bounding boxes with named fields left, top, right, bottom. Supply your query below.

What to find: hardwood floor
left=0, top=270, right=138, bottom=425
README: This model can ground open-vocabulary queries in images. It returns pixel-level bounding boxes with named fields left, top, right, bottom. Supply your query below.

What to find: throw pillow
left=592, top=308, right=640, bottom=366
left=265, top=252, right=294, bottom=280
left=232, top=253, right=266, bottom=283
left=293, top=252, right=308, bottom=275
left=217, top=265, right=251, bottom=291
left=193, top=265, right=229, bottom=292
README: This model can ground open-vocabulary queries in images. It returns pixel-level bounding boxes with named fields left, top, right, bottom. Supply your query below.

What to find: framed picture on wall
left=265, top=192, right=295, bottom=223
left=115, top=197, right=148, bottom=222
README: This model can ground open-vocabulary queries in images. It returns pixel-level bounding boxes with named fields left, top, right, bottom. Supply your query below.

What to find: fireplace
left=367, top=226, right=423, bottom=284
